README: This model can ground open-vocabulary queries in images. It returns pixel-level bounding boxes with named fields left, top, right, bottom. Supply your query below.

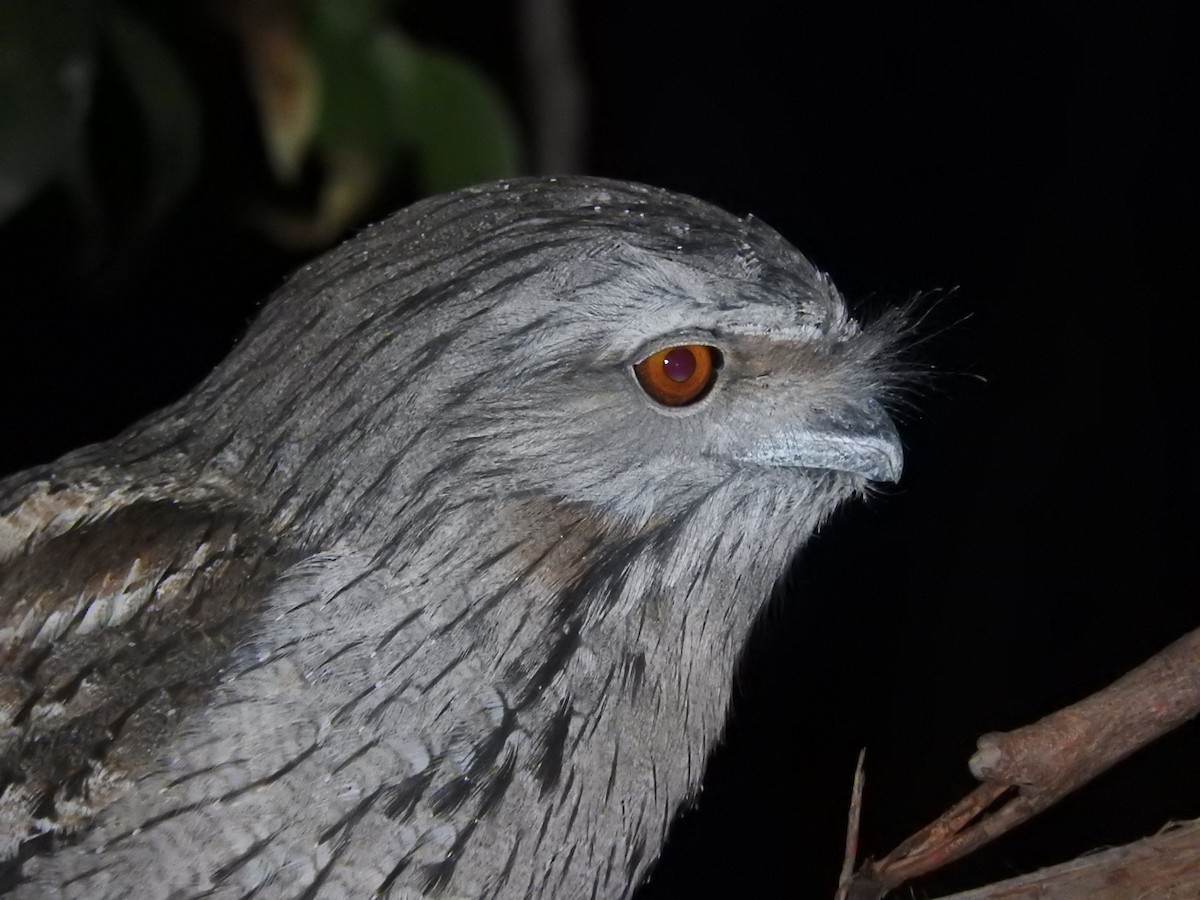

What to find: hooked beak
left=738, top=398, right=903, bottom=483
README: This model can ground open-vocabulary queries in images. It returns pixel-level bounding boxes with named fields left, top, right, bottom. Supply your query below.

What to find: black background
left=2, top=3, right=1198, bottom=898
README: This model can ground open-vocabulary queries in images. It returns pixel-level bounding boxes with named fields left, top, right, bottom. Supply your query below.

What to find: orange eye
left=633, top=344, right=721, bottom=406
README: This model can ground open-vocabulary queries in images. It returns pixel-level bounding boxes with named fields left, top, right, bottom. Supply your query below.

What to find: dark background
left=2, top=3, right=1197, bottom=897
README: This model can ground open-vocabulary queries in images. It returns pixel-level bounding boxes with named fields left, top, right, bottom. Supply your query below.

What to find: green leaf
left=310, top=31, right=395, bottom=164
left=0, top=0, right=97, bottom=224
left=372, top=35, right=521, bottom=195
left=368, top=30, right=420, bottom=141
left=103, top=7, right=201, bottom=228
left=408, top=50, right=521, bottom=194
left=306, top=0, right=388, bottom=43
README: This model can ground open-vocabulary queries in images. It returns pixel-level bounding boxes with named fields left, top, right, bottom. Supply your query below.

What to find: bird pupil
left=662, top=347, right=696, bottom=382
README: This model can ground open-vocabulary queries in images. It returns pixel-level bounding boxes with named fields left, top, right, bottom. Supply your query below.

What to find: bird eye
left=633, top=344, right=721, bottom=406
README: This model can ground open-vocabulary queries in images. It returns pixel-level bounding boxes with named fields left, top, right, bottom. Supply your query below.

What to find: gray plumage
left=0, top=177, right=903, bottom=898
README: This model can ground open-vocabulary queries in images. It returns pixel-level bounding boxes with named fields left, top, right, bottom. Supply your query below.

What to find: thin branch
left=935, top=819, right=1200, bottom=899
left=834, top=749, right=868, bottom=900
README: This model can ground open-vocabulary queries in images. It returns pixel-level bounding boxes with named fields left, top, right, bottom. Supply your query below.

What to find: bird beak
left=739, top=398, right=904, bottom=483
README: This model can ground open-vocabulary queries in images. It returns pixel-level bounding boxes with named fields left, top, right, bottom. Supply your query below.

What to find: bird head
left=184, top=177, right=903, bottom=556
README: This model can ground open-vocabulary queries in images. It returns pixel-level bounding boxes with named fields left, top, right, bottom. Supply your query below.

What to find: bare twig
left=834, top=749, right=867, bottom=900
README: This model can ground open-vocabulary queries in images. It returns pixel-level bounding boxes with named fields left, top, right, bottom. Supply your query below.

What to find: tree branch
left=518, top=0, right=586, bottom=174
left=841, top=624, right=1200, bottom=898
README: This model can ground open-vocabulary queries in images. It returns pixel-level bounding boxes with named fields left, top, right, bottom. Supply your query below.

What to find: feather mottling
left=0, top=177, right=904, bottom=898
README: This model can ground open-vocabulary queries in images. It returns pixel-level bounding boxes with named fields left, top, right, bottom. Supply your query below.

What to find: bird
left=0, top=176, right=903, bottom=898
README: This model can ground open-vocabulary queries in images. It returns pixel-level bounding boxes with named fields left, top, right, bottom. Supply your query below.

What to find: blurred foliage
left=0, top=0, right=522, bottom=251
